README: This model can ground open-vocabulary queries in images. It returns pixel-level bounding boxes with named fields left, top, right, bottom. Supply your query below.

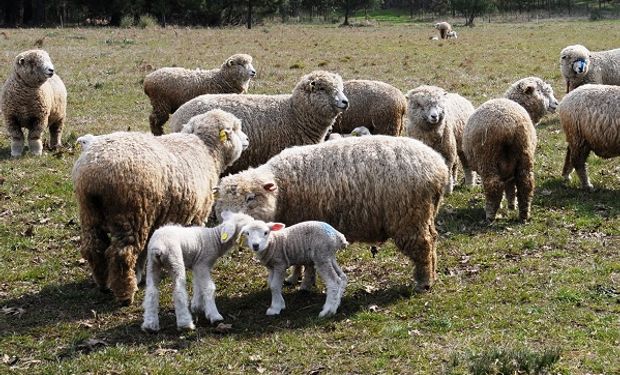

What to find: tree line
left=1, top=0, right=618, bottom=27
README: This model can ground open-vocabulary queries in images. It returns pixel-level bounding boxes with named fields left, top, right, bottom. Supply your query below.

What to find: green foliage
left=137, top=14, right=159, bottom=28
left=119, top=15, right=134, bottom=28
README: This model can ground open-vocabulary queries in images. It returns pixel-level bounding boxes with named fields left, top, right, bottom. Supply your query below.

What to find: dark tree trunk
left=342, top=0, right=350, bottom=25
left=247, top=0, right=252, bottom=29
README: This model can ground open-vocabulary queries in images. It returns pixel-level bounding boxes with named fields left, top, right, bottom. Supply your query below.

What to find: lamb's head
left=214, top=168, right=278, bottom=222
left=560, top=45, right=591, bottom=92
left=351, top=126, right=371, bottom=136
left=504, top=77, right=559, bottom=125
left=292, top=70, right=349, bottom=117
left=405, top=85, right=448, bottom=129
left=181, top=109, right=249, bottom=167
left=219, top=211, right=256, bottom=244
left=221, top=53, right=256, bottom=92
left=76, top=134, right=96, bottom=152
left=239, top=219, right=285, bottom=253
left=13, top=49, right=55, bottom=85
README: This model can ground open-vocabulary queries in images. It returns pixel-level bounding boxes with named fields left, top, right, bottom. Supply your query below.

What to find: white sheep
left=240, top=219, right=348, bottom=318
left=560, top=44, right=620, bottom=93
left=504, top=77, right=559, bottom=125
left=446, top=31, right=457, bottom=39
left=76, top=134, right=96, bottom=151
left=327, top=126, right=371, bottom=141
left=141, top=211, right=255, bottom=332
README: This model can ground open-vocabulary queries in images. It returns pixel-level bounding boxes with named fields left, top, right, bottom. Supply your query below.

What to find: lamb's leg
left=316, top=261, right=342, bottom=318
left=169, top=265, right=194, bottom=331
left=504, top=179, right=517, bottom=210
left=332, top=258, right=348, bottom=299
left=194, top=266, right=223, bottom=324
left=561, top=146, right=574, bottom=182
left=394, top=219, right=438, bottom=292
left=285, top=265, right=303, bottom=286
left=141, top=255, right=163, bottom=333
left=48, top=118, right=64, bottom=150
left=300, top=264, right=316, bottom=291
left=516, top=170, right=535, bottom=222
left=6, top=117, right=25, bottom=157
left=570, top=145, right=593, bottom=191
left=482, top=175, right=504, bottom=222
left=266, top=267, right=286, bottom=316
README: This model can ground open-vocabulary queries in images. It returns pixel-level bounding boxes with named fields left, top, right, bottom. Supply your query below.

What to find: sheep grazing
left=327, top=126, right=371, bottom=141
left=405, top=85, right=476, bottom=193
left=331, top=80, right=407, bottom=136
left=434, top=22, right=452, bottom=39
left=144, top=53, right=255, bottom=135
left=1, top=49, right=67, bottom=157
left=213, top=136, right=449, bottom=292
left=142, top=211, right=255, bottom=332
left=169, top=70, right=349, bottom=175
left=560, top=44, right=620, bottom=93
left=240, top=219, right=348, bottom=317
left=72, top=109, right=248, bottom=305
left=504, top=76, right=559, bottom=125
left=559, top=84, right=620, bottom=190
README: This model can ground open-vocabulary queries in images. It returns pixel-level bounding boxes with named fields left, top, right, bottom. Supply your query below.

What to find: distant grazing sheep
left=560, top=44, right=620, bottom=93
left=504, top=76, right=559, bottom=125
left=169, top=70, right=349, bottom=175
left=1, top=49, right=67, bottom=156
left=559, top=84, right=620, bottom=190
left=446, top=31, right=457, bottom=39
left=434, top=22, right=452, bottom=39
left=213, top=136, right=449, bottom=292
left=144, top=54, right=255, bottom=135
left=72, top=110, right=248, bottom=305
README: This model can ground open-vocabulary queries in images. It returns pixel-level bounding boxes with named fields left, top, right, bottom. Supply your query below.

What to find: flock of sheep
left=1, top=38, right=619, bottom=332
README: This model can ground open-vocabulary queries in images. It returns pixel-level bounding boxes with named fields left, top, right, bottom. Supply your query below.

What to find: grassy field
left=0, top=20, right=619, bottom=374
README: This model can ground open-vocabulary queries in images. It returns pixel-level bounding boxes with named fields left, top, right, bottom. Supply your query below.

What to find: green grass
left=1, top=20, right=620, bottom=374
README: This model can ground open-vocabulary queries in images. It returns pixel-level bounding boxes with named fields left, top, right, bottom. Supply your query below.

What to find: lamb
left=560, top=44, right=620, bottom=93
left=405, top=85, right=476, bottom=193
left=446, top=30, right=457, bottom=39
left=72, top=109, right=248, bottom=305
left=240, top=219, right=349, bottom=317
left=559, top=84, right=620, bottom=190
left=141, top=211, right=255, bottom=332
left=503, top=76, right=559, bottom=126
left=434, top=22, right=452, bottom=39
left=1, top=49, right=67, bottom=157
left=76, top=134, right=96, bottom=151
left=327, top=126, right=371, bottom=140
left=331, top=80, right=406, bottom=136
left=213, top=136, right=449, bottom=292
left=144, top=54, right=255, bottom=136
left=169, top=70, right=349, bottom=175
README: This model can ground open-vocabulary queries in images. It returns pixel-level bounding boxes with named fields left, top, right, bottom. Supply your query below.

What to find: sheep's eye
left=264, top=231, right=268, bottom=236
left=245, top=194, right=256, bottom=202
left=561, top=55, right=566, bottom=59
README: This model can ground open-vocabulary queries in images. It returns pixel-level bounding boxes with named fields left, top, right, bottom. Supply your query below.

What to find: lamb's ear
left=220, top=221, right=236, bottom=243
left=220, top=210, right=232, bottom=221
left=263, top=182, right=277, bottom=192
left=269, top=223, right=285, bottom=231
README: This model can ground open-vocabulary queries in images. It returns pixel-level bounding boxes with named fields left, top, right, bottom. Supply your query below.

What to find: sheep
left=559, top=84, right=620, bottom=190
left=560, top=44, right=620, bottom=93
left=240, top=219, right=349, bottom=317
left=213, top=136, right=449, bottom=292
left=434, top=22, right=452, bottom=39
left=1, top=49, right=67, bottom=157
left=327, top=126, right=371, bottom=141
left=72, top=109, right=248, bottom=305
left=405, top=85, right=476, bottom=193
left=446, top=30, right=457, bottom=39
left=144, top=54, right=256, bottom=136
left=76, top=134, right=96, bottom=151
left=331, top=80, right=407, bottom=136
left=169, top=70, right=349, bottom=175
left=141, top=211, right=255, bottom=332
left=504, top=76, right=559, bottom=125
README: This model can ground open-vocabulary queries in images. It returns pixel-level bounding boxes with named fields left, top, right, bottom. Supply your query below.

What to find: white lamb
left=141, top=211, right=254, bottom=332
left=240, top=219, right=349, bottom=318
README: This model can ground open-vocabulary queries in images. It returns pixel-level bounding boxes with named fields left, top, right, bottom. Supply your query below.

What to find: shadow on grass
left=535, top=178, right=620, bottom=217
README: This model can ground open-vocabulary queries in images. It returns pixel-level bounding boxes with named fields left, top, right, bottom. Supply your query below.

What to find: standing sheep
left=240, top=219, right=349, bottom=318
left=169, top=70, right=349, bottom=175
left=559, top=84, right=620, bottom=190
left=504, top=76, right=559, bottom=125
left=331, top=80, right=406, bottom=136
left=142, top=211, right=255, bottom=332
left=72, top=110, right=248, bottom=305
left=434, top=22, right=452, bottom=39
left=1, top=49, right=67, bottom=157
left=560, top=45, right=620, bottom=93
left=144, top=54, right=256, bottom=135
left=405, top=85, right=476, bottom=193
left=213, top=136, right=449, bottom=292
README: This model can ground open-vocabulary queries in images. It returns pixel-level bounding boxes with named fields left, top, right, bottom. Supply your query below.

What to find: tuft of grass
left=448, top=347, right=561, bottom=375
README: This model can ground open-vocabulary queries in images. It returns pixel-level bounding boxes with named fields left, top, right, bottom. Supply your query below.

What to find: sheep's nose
left=250, top=70, right=256, bottom=77
left=252, top=244, right=259, bottom=251
left=341, top=99, right=349, bottom=109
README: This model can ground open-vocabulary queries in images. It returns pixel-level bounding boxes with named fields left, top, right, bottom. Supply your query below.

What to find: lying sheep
left=169, top=70, right=349, bottom=175
left=560, top=44, right=620, bottom=93
left=434, top=22, right=452, bottom=39
left=327, top=126, right=371, bottom=141
left=331, top=80, right=406, bottom=136
left=559, top=84, right=620, bottom=190
left=240, top=219, right=348, bottom=317
left=214, top=136, right=449, bottom=292
left=504, top=77, right=559, bottom=126
left=1, top=49, right=67, bottom=156
left=72, top=110, right=248, bottom=305
left=142, top=211, right=254, bottom=332
left=144, top=54, right=255, bottom=135
left=405, top=85, right=476, bottom=193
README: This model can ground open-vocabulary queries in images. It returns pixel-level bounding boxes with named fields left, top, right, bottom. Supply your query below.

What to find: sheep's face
left=240, top=221, right=285, bottom=253
left=294, top=70, right=349, bottom=116
left=538, top=81, right=559, bottom=114
left=406, top=86, right=448, bottom=128
left=14, top=49, right=55, bottom=85
left=560, top=45, right=591, bottom=78
left=508, top=77, right=559, bottom=124
left=223, top=54, right=256, bottom=89
left=214, top=170, right=279, bottom=223
left=219, top=211, right=255, bottom=244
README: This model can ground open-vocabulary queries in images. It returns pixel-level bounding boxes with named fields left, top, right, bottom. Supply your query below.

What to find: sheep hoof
left=318, top=308, right=336, bottom=318
left=266, top=307, right=282, bottom=316
left=141, top=322, right=160, bottom=333
left=177, top=321, right=196, bottom=331
left=414, top=284, right=432, bottom=293
left=207, top=313, right=224, bottom=324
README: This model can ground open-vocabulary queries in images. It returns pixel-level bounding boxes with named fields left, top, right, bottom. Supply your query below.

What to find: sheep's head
left=13, top=49, right=55, bottom=85
left=222, top=53, right=256, bottom=92
left=351, top=126, right=371, bottom=136
left=239, top=219, right=285, bottom=253
left=560, top=45, right=591, bottom=92
left=219, top=211, right=256, bottom=244
left=214, top=168, right=279, bottom=223
left=293, top=70, right=349, bottom=117
left=505, top=77, right=558, bottom=125
left=405, top=85, right=448, bottom=128
left=180, top=109, right=249, bottom=167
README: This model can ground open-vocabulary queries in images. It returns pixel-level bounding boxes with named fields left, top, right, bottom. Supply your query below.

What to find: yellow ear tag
left=221, top=232, right=229, bottom=242
left=219, top=129, right=228, bottom=143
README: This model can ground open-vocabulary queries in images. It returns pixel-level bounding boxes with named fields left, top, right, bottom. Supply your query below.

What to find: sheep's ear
left=269, top=223, right=285, bottom=231
left=520, top=83, right=535, bottom=95
left=212, top=187, right=220, bottom=199
left=220, top=222, right=236, bottom=243
left=225, top=57, right=235, bottom=67
left=308, top=80, right=316, bottom=91
left=263, top=182, right=277, bottom=192
left=18, top=57, right=25, bottom=65
left=219, top=128, right=229, bottom=143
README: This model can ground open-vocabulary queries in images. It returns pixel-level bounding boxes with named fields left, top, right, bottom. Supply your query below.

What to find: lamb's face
left=14, top=49, right=55, bottom=85
left=538, top=81, right=559, bottom=114
left=294, top=71, right=349, bottom=116
left=224, top=54, right=256, bottom=84
left=214, top=170, right=279, bottom=223
left=406, top=87, right=448, bottom=127
left=240, top=221, right=285, bottom=253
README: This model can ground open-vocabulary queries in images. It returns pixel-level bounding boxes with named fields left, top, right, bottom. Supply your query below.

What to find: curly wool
left=169, top=70, right=348, bottom=175
left=144, top=54, right=255, bottom=135
left=560, top=45, right=620, bottom=93
left=504, top=76, right=558, bottom=125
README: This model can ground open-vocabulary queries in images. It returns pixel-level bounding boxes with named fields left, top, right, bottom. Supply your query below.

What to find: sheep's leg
left=504, top=179, right=517, bottom=210
left=194, top=266, right=223, bottom=324
left=266, top=267, right=286, bottom=316
left=482, top=175, right=504, bottom=222
left=149, top=106, right=168, bottom=136
left=190, top=271, right=204, bottom=314
left=394, top=219, right=438, bottom=292
left=48, top=118, right=64, bottom=150
left=141, top=255, right=163, bottom=333
left=570, top=145, right=593, bottom=190
left=516, top=170, right=535, bottom=222
left=27, top=119, right=45, bottom=155
left=6, top=117, right=25, bottom=157
left=134, top=250, right=148, bottom=286
left=285, top=265, right=303, bottom=286
left=300, top=264, right=317, bottom=291
left=316, top=261, right=343, bottom=318
left=168, top=265, right=194, bottom=331
left=80, top=226, right=110, bottom=291
left=332, top=258, right=348, bottom=299
left=561, top=146, right=574, bottom=182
